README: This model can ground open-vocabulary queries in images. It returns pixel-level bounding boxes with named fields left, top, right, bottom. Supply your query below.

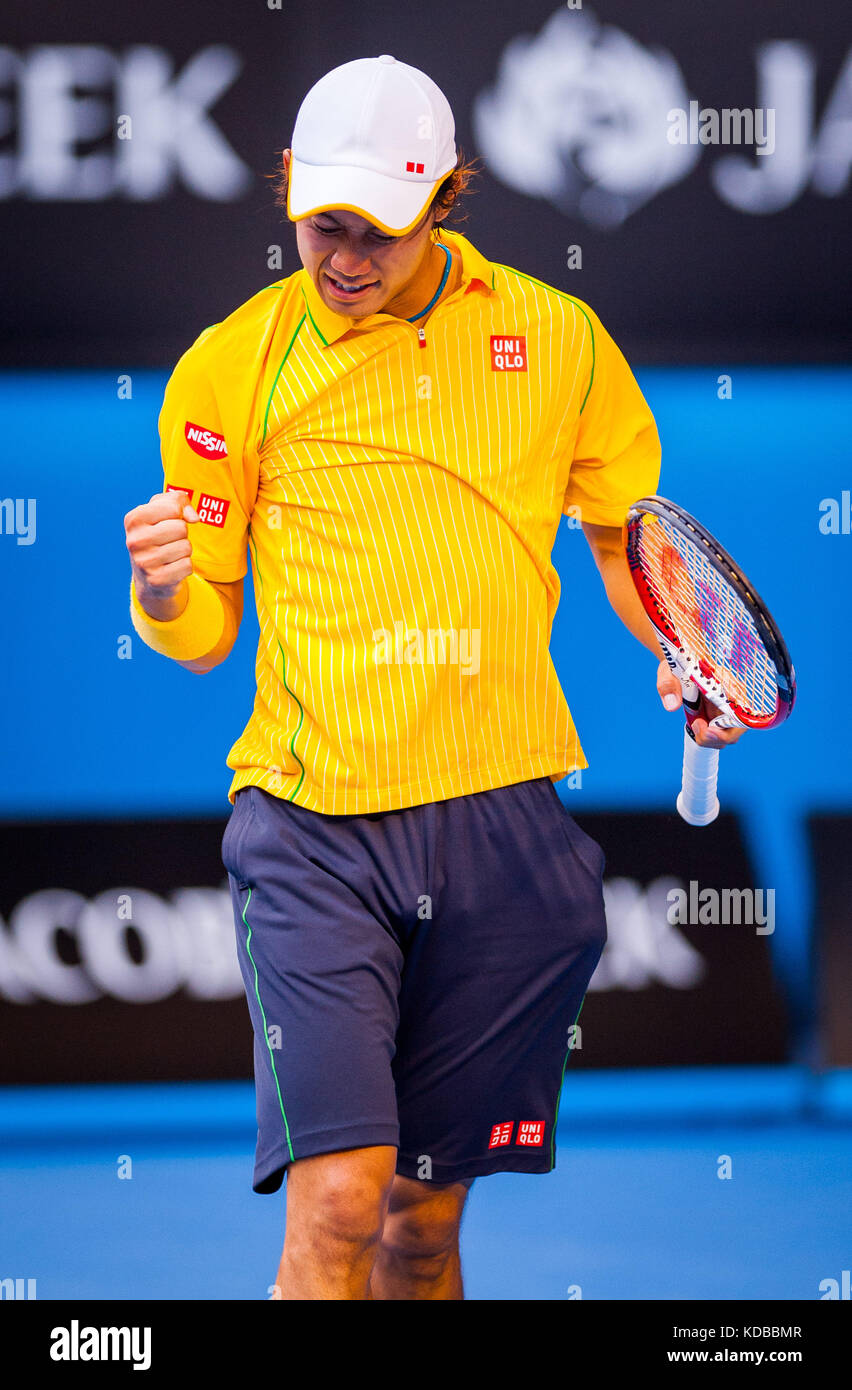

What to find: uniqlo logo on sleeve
left=197, top=494, right=230, bottom=527
left=517, top=1120, right=544, bottom=1147
left=166, top=484, right=193, bottom=500
left=490, top=336, right=527, bottom=371
left=488, top=1122, right=514, bottom=1149
left=184, top=421, right=228, bottom=459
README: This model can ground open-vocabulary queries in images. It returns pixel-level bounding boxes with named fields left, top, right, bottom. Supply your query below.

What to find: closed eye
left=313, top=222, right=393, bottom=245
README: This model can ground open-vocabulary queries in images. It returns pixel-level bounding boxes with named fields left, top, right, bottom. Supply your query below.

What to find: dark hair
left=270, top=146, right=479, bottom=232
left=426, top=147, right=480, bottom=232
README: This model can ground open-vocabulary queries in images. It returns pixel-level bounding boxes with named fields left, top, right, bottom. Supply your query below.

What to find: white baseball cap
left=286, top=55, right=458, bottom=235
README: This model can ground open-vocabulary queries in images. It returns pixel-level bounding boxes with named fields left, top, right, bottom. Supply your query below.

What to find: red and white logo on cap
left=185, top=421, right=228, bottom=459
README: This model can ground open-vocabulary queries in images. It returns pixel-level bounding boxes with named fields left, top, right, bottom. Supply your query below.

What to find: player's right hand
left=124, top=490, right=200, bottom=600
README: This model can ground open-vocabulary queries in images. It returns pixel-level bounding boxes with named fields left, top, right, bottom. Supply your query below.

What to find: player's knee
left=292, top=1161, right=393, bottom=1253
left=381, top=1193, right=464, bottom=1266
left=323, top=1176, right=391, bottom=1250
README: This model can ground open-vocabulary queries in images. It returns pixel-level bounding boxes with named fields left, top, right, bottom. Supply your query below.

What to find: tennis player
left=124, top=55, right=743, bottom=1301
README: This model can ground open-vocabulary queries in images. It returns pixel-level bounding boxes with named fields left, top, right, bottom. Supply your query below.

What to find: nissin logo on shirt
left=185, top=421, right=228, bottom=458
left=490, top=336, right=527, bottom=371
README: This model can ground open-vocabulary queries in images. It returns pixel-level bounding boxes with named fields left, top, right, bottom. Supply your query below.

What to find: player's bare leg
left=368, top=1174, right=472, bottom=1301
left=272, top=1145, right=397, bottom=1300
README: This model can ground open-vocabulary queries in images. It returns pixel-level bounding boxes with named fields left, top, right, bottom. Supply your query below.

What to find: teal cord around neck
left=406, top=242, right=452, bottom=323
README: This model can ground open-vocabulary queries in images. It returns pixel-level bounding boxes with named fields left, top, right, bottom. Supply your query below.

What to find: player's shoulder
left=490, top=256, right=603, bottom=335
left=169, top=271, right=304, bottom=384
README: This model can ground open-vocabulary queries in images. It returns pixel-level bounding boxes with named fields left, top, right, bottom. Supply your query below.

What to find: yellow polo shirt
left=157, top=229, right=661, bottom=812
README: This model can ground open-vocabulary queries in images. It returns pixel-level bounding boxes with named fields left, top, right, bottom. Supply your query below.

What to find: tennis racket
left=624, top=495, right=796, bottom=826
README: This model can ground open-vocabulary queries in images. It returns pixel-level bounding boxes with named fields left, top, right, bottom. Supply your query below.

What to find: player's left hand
left=657, top=659, right=746, bottom=750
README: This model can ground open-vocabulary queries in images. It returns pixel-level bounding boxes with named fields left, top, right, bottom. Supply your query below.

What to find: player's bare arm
left=124, top=488, right=243, bottom=673
left=582, top=520, right=744, bottom=751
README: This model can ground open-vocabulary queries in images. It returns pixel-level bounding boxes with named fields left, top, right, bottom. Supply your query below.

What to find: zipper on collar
left=408, top=242, right=452, bottom=353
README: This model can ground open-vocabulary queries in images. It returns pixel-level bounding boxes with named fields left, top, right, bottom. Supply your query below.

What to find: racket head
left=624, top=495, right=796, bottom=730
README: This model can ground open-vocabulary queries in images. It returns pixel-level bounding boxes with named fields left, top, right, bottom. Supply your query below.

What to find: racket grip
left=677, top=728, right=720, bottom=826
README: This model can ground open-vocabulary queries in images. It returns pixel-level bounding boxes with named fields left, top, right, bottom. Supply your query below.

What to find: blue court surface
left=2, top=1065, right=850, bottom=1301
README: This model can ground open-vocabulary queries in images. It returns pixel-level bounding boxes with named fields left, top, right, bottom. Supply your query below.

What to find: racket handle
left=677, top=728, right=720, bottom=826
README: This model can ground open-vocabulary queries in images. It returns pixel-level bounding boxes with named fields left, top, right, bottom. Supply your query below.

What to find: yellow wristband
left=130, top=574, right=225, bottom=661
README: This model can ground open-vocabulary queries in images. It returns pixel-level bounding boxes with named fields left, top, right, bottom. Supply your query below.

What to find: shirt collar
left=297, top=230, right=497, bottom=347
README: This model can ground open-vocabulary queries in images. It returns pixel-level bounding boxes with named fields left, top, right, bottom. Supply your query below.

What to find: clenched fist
left=125, top=489, right=200, bottom=619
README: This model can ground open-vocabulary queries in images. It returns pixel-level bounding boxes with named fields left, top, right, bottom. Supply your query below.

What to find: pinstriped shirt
left=158, top=229, right=661, bottom=813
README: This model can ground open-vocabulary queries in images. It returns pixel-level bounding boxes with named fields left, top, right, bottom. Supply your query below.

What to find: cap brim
left=286, top=156, right=452, bottom=235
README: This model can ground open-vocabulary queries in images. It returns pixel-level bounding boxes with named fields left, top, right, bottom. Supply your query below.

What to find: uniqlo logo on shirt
left=488, top=1122, right=514, bottom=1149
left=197, top=493, right=230, bottom=527
left=166, top=484, right=193, bottom=501
left=517, top=1120, right=544, bottom=1147
left=185, top=421, right=228, bottom=459
left=490, top=336, right=527, bottom=371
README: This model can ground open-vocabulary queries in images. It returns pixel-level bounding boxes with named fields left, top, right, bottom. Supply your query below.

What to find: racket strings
left=637, top=515, right=778, bottom=718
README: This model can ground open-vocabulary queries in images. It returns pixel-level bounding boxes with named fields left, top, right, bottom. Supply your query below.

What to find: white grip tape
left=677, top=728, right=720, bottom=826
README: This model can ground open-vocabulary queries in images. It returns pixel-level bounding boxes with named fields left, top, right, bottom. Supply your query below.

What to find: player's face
left=296, top=204, right=437, bottom=318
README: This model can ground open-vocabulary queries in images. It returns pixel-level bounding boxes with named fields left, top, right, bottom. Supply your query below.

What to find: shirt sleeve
left=562, top=304, right=661, bottom=528
left=158, top=327, right=257, bottom=582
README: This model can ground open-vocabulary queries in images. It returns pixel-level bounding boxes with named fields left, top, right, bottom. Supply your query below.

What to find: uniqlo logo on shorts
left=184, top=421, right=228, bottom=459
left=517, top=1120, right=544, bottom=1147
left=490, top=336, right=527, bottom=371
left=197, top=493, right=230, bottom=527
left=488, top=1121, right=514, bottom=1149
